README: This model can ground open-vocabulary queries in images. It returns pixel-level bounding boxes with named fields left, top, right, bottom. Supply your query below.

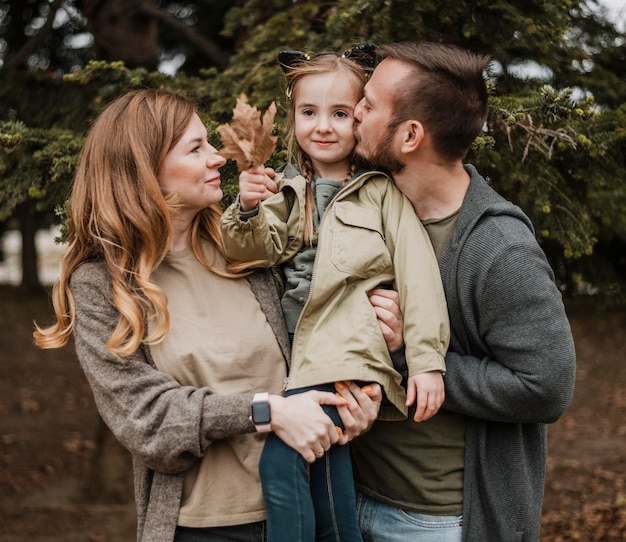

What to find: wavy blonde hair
left=283, top=54, right=366, bottom=244
left=34, top=89, right=235, bottom=358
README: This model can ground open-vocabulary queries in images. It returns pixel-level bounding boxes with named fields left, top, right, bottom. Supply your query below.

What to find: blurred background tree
left=0, top=0, right=624, bottom=300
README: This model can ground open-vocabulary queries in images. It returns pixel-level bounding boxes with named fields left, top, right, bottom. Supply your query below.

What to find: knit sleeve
left=442, top=216, right=576, bottom=423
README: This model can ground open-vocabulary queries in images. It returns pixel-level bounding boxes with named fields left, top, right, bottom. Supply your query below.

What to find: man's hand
left=368, top=286, right=404, bottom=352
left=334, top=380, right=382, bottom=445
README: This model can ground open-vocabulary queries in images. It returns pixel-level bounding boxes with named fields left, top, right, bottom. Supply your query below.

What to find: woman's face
left=157, top=113, right=226, bottom=214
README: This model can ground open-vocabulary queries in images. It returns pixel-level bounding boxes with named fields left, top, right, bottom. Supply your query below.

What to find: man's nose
left=354, top=99, right=364, bottom=122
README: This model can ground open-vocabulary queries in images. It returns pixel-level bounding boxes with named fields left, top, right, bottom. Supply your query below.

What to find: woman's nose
left=208, top=152, right=227, bottom=168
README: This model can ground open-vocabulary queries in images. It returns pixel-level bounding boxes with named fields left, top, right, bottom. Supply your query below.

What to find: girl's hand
left=406, top=371, right=445, bottom=422
left=239, top=166, right=277, bottom=211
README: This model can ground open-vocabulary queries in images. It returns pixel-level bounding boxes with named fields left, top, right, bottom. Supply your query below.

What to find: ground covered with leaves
left=0, top=287, right=624, bottom=541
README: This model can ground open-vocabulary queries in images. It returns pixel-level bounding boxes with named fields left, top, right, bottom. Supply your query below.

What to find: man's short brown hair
left=378, top=41, right=491, bottom=161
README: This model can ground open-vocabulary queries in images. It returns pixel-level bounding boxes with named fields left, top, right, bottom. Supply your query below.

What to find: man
left=351, top=41, right=576, bottom=542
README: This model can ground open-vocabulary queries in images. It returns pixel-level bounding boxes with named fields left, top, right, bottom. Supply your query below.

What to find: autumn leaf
left=217, top=93, right=277, bottom=172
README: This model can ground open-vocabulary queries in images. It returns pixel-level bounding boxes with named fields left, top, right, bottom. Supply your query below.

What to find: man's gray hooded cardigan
left=442, top=165, right=576, bottom=541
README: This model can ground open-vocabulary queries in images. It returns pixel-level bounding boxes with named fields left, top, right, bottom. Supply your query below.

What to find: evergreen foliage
left=0, top=0, right=624, bottom=300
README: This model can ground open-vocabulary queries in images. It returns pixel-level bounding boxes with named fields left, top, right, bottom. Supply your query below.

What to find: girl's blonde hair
left=34, top=89, right=234, bottom=358
left=282, top=54, right=367, bottom=244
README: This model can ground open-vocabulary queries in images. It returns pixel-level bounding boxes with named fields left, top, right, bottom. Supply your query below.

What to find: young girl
left=221, top=47, right=450, bottom=541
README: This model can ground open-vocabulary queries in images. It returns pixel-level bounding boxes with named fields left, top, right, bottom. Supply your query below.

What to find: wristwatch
left=250, top=392, right=272, bottom=432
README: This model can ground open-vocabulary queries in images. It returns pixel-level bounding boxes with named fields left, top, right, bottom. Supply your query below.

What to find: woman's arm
left=71, top=263, right=255, bottom=474
left=270, top=391, right=346, bottom=462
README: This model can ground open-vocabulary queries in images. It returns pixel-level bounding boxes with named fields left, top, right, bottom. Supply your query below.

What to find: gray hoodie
left=441, top=165, right=576, bottom=541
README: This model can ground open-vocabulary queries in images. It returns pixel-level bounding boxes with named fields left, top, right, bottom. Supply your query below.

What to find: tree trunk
left=85, top=416, right=134, bottom=503
left=17, top=201, right=42, bottom=293
left=85, top=0, right=159, bottom=70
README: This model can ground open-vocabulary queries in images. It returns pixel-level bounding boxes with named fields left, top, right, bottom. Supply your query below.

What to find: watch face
left=251, top=401, right=271, bottom=425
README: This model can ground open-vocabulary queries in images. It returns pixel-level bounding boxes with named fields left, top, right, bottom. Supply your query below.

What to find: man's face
left=353, top=58, right=410, bottom=174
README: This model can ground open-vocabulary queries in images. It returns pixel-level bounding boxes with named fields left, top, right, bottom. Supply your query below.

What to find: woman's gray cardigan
left=442, top=166, right=577, bottom=541
left=70, top=264, right=290, bottom=542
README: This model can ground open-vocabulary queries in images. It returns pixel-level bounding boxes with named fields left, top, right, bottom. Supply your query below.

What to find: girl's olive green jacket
left=221, top=169, right=449, bottom=419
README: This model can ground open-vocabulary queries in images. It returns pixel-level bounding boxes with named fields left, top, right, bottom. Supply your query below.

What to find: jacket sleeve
left=442, top=216, right=576, bottom=423
left=377, top=178, right=450, bottom=376
left=220, top=185, right=304, bottom=267
left=70, top=263, right=255, bottom=475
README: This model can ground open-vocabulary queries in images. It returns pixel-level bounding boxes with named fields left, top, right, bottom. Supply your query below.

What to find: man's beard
left=355, top=124, right=405, bottom=176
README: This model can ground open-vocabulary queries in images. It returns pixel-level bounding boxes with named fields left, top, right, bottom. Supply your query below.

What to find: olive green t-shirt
left=351, top=209, right=465, bottom=515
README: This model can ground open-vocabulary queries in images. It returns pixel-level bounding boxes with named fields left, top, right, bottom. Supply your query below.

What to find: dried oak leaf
left=217, top=93, right=277, bottom=172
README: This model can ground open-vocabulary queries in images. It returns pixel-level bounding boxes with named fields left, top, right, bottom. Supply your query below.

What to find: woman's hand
left=269, top=391, right=346, bottom=463
left=239, top=166, right=277, bottom=211
left=333, top=381, right=382, bottom=445
left=368, top=287, right=404, bottom=352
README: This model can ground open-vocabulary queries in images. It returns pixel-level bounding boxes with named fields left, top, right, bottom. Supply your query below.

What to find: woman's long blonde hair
left=283, top=54, right=367, bottom=244
left=34, top=89, right=231, bottom=358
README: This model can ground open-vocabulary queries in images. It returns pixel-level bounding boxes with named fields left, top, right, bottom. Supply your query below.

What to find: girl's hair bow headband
left=278, top=43, right=377, bottom=74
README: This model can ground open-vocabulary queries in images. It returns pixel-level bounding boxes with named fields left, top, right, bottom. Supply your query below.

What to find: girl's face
left=157, top=113, right=226, bottom=217
left=293, top=71, right=361, bottom=180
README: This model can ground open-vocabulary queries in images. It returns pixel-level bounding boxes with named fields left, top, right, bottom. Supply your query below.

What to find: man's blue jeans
left=357, top=492, right=462, bottom=542
left=259, top=385, right=362, bottom=542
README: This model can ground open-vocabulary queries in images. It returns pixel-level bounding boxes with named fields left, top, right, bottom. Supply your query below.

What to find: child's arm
left=369, top=281, right=445, bottom=422
left=369, top=285, right=444, bottom=422
left=221, top=170, right=306, bottom=266
left=377, top=179, right=449, bottom=379
left=407, top=371, right=445, bottom=422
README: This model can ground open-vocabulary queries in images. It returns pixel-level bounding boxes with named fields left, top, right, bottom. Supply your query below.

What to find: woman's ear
left=400, top=120, right=424, bottom=154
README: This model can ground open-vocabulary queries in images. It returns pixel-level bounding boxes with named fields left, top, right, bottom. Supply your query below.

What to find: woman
left=33, top=88, right=384, bottom=542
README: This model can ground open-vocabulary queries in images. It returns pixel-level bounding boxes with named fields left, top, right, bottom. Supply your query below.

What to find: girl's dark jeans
left=259, top=384, right=363, bottom=542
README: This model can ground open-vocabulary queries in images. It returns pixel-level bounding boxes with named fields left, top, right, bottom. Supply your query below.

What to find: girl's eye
left=335, top=110, right=350, bottom=118
left=302, top=109, right=315, bottom=116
